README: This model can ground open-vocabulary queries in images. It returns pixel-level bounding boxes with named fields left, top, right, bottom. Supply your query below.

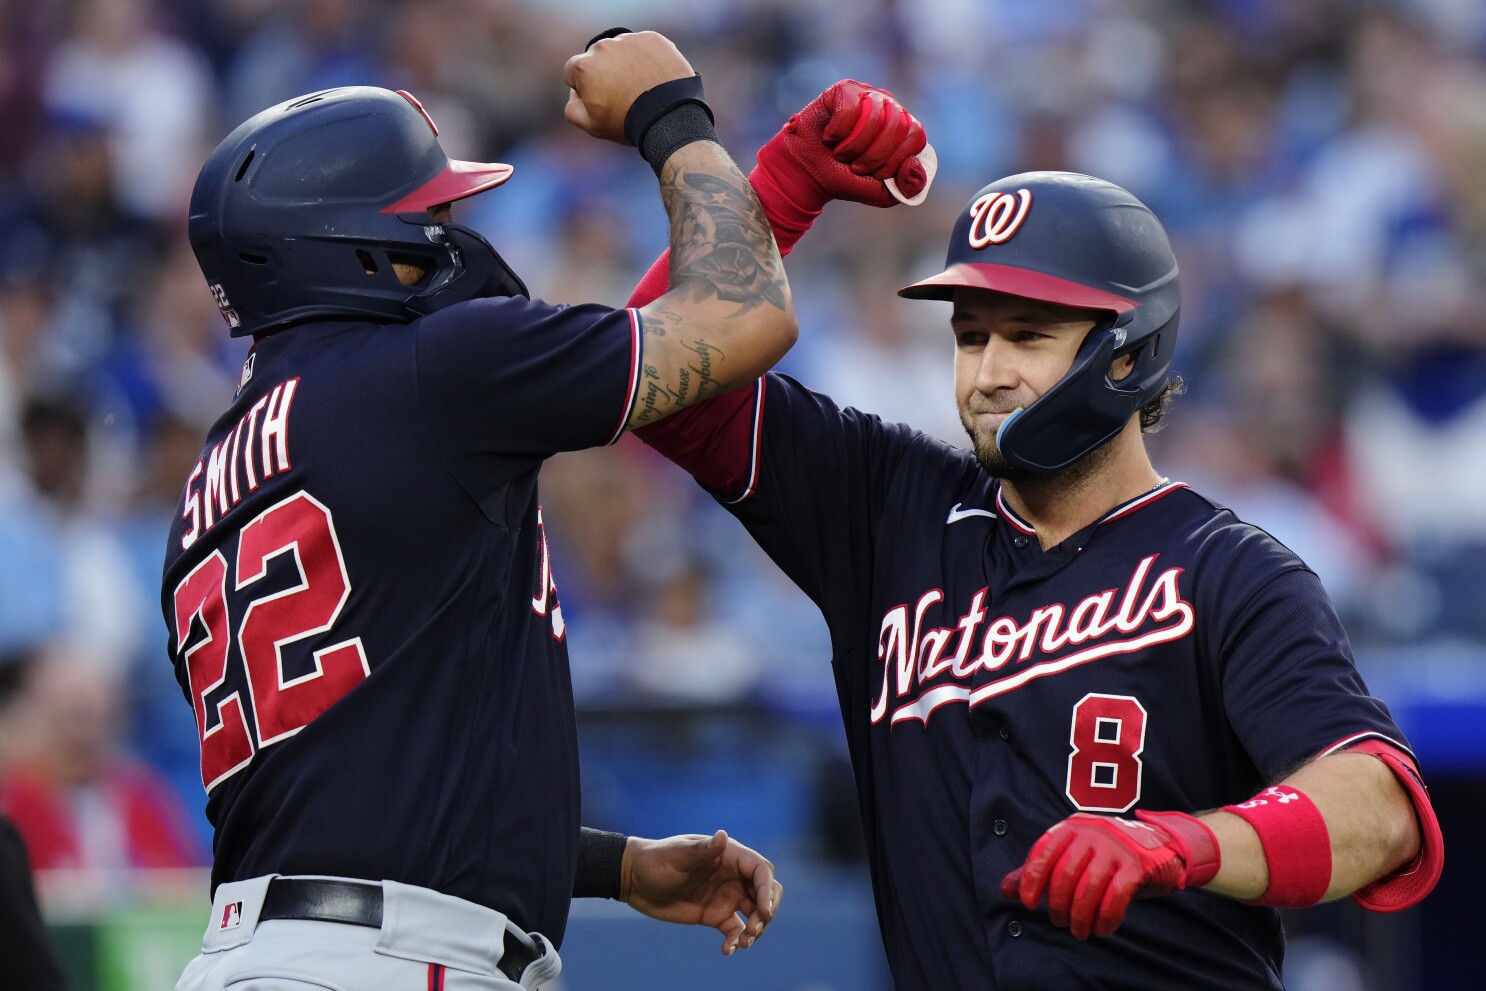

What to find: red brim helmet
left=900, top=172, right=1180, bottom=474
left=190, top=87, right=524, bottom=337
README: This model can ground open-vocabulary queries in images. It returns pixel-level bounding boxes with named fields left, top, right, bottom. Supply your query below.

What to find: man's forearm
left=630, top=140, right=794, bottom=428
left=1201, top=751, right=1422, bottom=902
left=659, top=145, right=788, bottom=317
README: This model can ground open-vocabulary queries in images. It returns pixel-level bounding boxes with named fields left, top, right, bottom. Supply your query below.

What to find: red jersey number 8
left=173, top=492, right=369, bottom=792
left=1065, top=693, right=1148, bottom=813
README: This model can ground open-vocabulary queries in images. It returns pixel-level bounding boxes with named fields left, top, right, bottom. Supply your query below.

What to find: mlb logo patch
left=220, top=901, right=244, bottom=930
left=237, top=352, right=256, bottom=395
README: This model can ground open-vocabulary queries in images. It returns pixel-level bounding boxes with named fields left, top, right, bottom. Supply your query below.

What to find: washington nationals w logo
left=968, top=189, right=1032, bottom=248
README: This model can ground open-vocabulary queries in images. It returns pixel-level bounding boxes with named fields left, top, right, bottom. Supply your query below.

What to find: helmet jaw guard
left=900, top=172, right=1180, bottom=475
left=189, top=87, right=523, bottom=338
left=403, top=221, right=528, bottom=318
left=994, top=311, right=1179, bottom=474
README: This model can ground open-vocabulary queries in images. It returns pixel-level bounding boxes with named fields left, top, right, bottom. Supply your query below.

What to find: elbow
left=771, top=297, right=799, bottom=360
left=1381, top=800, right=1422, bottom=875
left=739, top=295, right=796, bottom=379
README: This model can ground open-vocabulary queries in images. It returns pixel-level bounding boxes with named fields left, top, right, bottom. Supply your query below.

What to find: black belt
left=260, top=877, right=538, bottom=982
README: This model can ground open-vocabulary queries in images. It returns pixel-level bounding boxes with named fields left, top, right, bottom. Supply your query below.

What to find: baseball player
left=627, top=141, right=1443, bottom=982
left=161, top=30, right=815, bottom=990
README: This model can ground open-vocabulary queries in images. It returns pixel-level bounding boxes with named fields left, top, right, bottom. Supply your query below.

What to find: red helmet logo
left=968, top=189, right=1032, bottom=248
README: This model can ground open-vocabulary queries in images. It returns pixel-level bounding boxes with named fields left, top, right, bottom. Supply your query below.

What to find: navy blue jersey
left=640, top=373, right=1411, bottom=991
left=161, top=296, right=642, bottom=945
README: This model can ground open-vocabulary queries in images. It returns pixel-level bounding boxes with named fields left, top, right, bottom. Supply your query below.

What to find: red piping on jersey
left=993, top=480, right=1187, bottom=537
left=722, top=378, right=766, bottom=505
left=1099, top=481, right=1187, bottom=525
left=994, top=486, right=1037, bottom=535
left=605, top=308, right=643, bottom=446
left=1319, top=731, right=1414, bottom=761
left=634, top=376, right=762, bottom=498
left=427, top=963, right=445, bottom=991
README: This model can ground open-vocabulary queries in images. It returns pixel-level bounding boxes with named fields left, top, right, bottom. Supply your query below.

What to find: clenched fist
left=755, top=79, right=934, bottom=210
left=565, top=31, right=694, bottom=144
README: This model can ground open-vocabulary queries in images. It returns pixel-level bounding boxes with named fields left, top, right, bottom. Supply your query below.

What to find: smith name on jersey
left=162, top=295, right=643, bottom=946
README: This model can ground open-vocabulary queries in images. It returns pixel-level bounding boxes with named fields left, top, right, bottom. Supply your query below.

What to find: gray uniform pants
left=175, top=875, right=562, bottom=991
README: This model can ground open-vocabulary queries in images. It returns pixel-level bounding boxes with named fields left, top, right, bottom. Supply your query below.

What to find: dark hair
left=1139, top=374, right=1185, bottom=433
left=0, top=647, right=41, bottom=708
left=19, top=392, right=88, bottom=442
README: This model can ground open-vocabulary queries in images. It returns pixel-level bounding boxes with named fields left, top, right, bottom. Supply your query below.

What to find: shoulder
left=1160, top=486, right=1336, bottom=623
left=762, top=374, right=988, bottom=510
left=1173, top=486, right=1310, bottom=573
left=767, top=373, right=978, bottom=470
left=419, top=296, right=621, bottom=331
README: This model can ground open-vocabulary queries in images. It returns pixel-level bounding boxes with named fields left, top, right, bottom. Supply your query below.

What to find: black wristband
left=637, top=103, right=717, bottom=177
left=622, top=73, right=716, bottom=175
left=623, top=73, right=711, bottom=146
left=574, top=827, right=628, bottom=900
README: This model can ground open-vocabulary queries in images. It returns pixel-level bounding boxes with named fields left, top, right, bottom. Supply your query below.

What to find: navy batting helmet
left=189, top=87, right=527, bottom=337
left=899, top=171, right=1179, bottom=474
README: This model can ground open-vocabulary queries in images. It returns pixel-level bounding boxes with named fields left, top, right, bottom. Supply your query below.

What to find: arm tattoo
left=633, top=339, right=724, bottom=425
left=629, top=150, right=786, bottom=428
left=660, top=161, right=787, bottom=314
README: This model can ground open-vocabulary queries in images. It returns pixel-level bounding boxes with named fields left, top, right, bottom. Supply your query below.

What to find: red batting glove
left=754, top=79, right=930, bottom=214
left=1000, top=811, right=1220, bottom=940
left=627, top=81, right=930, bottom=309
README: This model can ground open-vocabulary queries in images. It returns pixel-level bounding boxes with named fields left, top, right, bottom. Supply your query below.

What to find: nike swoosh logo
left=946, top=503, right=997, bottom=525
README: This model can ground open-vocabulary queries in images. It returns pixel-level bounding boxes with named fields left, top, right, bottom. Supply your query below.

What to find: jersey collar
left=993, top=479, right=1188, bottom=540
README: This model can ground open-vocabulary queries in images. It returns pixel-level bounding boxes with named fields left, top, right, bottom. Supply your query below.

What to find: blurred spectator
left=0, top=640, right=204, bottom=909
left=1, top=112, right=159, bottom=380
left=222, top=0, right=388, bottom=128
left=113, top=410, right=218, bottom=853
left=0, top=392, right=146, bottom=662
left=803, top=242, right=964, bottom=445
left=42, top=0, right=214, bottom=222
left=0, top=3, right=66, bottom=191
left=109, top=239, right=248, bottom=433
left=627, top=548, right=761, bottom=705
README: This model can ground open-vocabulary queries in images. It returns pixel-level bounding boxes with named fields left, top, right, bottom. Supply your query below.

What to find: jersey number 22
left=172, top=492, right=370, bottom=792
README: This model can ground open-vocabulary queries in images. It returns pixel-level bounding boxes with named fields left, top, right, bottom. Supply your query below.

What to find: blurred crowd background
left=0, top=0, right=1481, bottom=988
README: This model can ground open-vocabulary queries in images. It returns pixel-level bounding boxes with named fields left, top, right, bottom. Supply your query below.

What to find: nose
left=973, top=338, right=1020, bottom=396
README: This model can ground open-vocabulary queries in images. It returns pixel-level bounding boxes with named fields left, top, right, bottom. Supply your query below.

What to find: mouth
left=970, top=408, right=1019, bottom=427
